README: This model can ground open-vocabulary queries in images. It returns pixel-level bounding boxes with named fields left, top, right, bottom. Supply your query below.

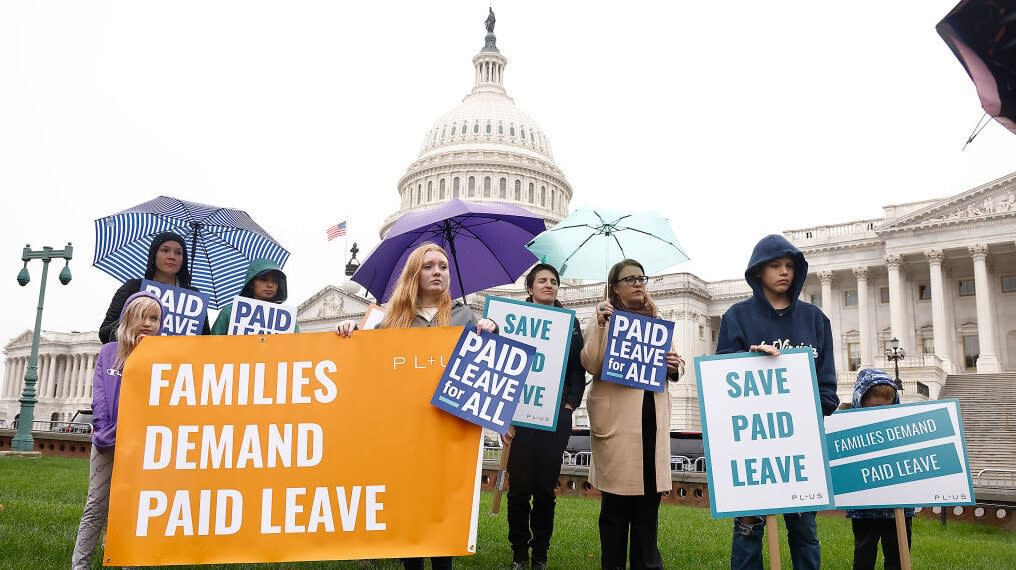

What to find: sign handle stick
left=894, top=508, right=912, bottom=570
left=490, top=438, right=512, bottom=515
left=766, top=515, right=781, bottom=569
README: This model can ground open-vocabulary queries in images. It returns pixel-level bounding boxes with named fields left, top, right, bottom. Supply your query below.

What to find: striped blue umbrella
left=93, top=196, right=290, bottom=309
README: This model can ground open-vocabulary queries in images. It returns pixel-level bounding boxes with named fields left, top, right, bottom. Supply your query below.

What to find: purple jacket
left=91, top=290, right=161, bottom=450
left=91, top=342, right=122, bottom=451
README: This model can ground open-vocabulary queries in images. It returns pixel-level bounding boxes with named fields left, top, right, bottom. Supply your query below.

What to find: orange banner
left=104, top=329, right=482, bottom=566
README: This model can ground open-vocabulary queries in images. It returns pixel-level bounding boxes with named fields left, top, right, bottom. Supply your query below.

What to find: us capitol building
left=3, top=20, right=1016, bottom=433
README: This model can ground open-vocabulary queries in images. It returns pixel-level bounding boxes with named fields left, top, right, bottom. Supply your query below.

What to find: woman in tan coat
left=581, top=259, right=685, bottom=570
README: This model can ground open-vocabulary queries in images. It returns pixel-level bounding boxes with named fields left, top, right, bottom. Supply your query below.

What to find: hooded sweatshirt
left=210, top=258, right=297, bottom=334
left=98, top=231, right=209, bottom=343
left=845, top=368, right=915, bottom=519
left=715, top=234, right=839, bottom=415
left=91, top=291, right=162, bottom=451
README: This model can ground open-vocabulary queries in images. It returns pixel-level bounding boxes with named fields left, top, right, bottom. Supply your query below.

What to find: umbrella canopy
left=526, top=208, right=689, bottom=280
left=352, top=199, right=545, bottom=302
left=937, top=0, right=1016, bottom=136
left=93, top=196, right=290, bottom=309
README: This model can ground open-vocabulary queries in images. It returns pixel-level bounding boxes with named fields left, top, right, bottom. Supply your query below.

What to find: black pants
left=599, top=492, right=663, bottom=569
left=851, top=518, right=912, bottom=570
left=401, top=557, right=452, bottom=570
left=599, top=392, right=662, bottom=570
left=506, top=407, right=573, bottom=563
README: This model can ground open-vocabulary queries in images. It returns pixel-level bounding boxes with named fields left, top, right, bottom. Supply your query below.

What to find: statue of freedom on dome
left=484, top=8, right=496, bottom=33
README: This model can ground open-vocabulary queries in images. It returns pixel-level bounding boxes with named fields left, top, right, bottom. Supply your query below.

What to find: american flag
left=326, top=220, right=347, bottom=241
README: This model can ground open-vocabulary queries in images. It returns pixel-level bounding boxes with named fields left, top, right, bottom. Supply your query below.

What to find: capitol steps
left=938, top=373, right=1016, bottom=476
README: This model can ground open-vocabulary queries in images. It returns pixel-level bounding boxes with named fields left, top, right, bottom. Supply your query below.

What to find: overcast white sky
left=2, top=1, right=1015, bottom=361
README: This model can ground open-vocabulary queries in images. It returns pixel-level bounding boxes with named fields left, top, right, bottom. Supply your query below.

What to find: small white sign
left=484, top=296, right=575, bottom=431
left=228, top=297, right=297, bottom=335
left=826, top=400, right=974, bottom=509
left=695, top=349, right=834, bottom=518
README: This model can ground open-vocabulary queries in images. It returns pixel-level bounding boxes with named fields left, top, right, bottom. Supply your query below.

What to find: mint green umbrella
left=525, top=208, right=689, bottom=279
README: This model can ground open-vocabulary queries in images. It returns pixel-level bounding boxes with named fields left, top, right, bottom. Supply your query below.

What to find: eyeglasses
left=616, top=275, right=649, bottom=286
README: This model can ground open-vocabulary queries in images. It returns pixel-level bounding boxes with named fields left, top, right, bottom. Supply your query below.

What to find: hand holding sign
left=599, top=309, right=674, bottom=392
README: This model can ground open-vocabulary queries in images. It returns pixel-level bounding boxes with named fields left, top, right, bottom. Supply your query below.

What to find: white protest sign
left=826, top=399, right=974, bottom=509
left=228, top=297, right=298, bottom=335
left=361, top=304, right=386, bottom=330
left=483, top=296, right=575, bottom=431
left=695, top=349, right=834, bottom=518
left=141, top=280, right=209, bottom=336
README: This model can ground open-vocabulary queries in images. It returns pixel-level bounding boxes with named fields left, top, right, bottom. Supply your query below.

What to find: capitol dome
left=381, top=24, right=573, bottom=236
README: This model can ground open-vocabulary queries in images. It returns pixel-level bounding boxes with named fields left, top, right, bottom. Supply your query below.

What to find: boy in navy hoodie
left=716, top=234, right=839, bottom=570
left=846, top=368, right=914, bottom=570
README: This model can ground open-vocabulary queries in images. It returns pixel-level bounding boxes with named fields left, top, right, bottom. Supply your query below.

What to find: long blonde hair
left=114, top=297, right=162, bottom=369
left=606, top=258, right=658, bottom=317
left=381, top=243, right=453, bottom=329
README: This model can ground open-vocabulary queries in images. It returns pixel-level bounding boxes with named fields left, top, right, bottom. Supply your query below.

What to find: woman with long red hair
left=336, top=242, right=496, bottom=570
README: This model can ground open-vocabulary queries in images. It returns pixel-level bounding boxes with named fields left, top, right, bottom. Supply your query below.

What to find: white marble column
left=969, top=244, right=1000, bottom=372
left=854, top=267, right=873, bottom=368
left=36, top=355, right=49, bottom=399
left=45, top=355, right=56, bottom=399
left=886, top=254, right=906, bottom=344
left=925, top=249, right=954, bottom=373
left=817, top=270, right=838, bottom=356
left=2, top=360, right=11, bottom=398
left=86, top=354, right=96, bottom=397
left=70, top=354, right=82, bottom=400
left=55, top=356, right=66, bottom=399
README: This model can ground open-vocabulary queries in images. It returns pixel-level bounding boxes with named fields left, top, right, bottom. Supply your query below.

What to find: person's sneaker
left=511, top=562, right=528, bottom=570
left=531, top=562, right=547, bottom=570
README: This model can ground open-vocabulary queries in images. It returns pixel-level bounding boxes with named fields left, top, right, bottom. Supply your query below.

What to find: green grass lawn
left=1, top=456, right=1013, bottom=569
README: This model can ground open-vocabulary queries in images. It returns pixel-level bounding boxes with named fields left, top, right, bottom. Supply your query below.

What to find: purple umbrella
left=352, top=199, right=546, bottom=302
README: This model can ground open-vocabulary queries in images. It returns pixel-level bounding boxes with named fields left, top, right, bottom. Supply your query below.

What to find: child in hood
left=211, top=258, right=298, bottom=334
left=847, top=368, right=914, bottom=570
left=716, top=234, right=839, bottom=570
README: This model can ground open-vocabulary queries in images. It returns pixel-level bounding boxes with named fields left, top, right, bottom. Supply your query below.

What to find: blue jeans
left=730, top=512, right=820, bottom=570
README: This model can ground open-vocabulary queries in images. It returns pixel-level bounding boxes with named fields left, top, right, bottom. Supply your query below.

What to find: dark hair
left=525, top=263, right=563, bottom=307
left=606, top=258, right=658, bottom=316
left=862, top=384, right=897, bottom=406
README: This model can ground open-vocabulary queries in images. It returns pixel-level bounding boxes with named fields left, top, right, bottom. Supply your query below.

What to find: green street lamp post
left=11, top=243, right=73, bottom=452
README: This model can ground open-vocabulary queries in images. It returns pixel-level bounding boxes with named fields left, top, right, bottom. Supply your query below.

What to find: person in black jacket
left=504, top=263, right=587, bottom=570
left=98, top=231, right=210, bottom=343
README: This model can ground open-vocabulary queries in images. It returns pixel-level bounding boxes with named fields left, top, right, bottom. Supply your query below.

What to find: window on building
left=917, top=284, right=931, bottom=301
left=809, top=293, right=822, bottom=308
left=805, top=231, right=813, bottom=238
left=879, top=287, right=890, bottom=304
left=468, top=176, right=475, bottom=197
left=484, top=176, right=491, bottom=198
left=848, top=342, right=861, bottom=371
left=473, top=122, right=479, bottom=134
left=453, top=177, right=460, bottom=198
left=514, top=180, right=521, bottom=200
left=439, top=179, right=446, bottom=199
left=844, top=289, right=858, bottom=307
left=528, top=183, right=534, bottom=203
left=498, top=123, right=504, bottom=135
left=427, top=181, right=433, bottom=201
left=416, top=184, right=421, bottom=204
left=958, top=279, right=976, bottom=297
left=698, top=325, right=705, bottom=339
left=963, top=335, right=979, bottom=370
left=1002, top=275, right=1016, bottom=293
left=499, top=178, right=507, bottom=199
left=550, top=188, right=556, bottom=209
left=450, top=125, right=456, bottom=136
left=510, top=125, right=515, bottom=137
left=540, top=186, right=546, bottom=206
left=486, top=123, right=492, bottom=134
left=520, top=128, right=526, bottom=139
left=441, top=127, right=446, bottom=138
left=920, top=337, right=934, bottom=355
left=711, top=330, right=717, bottom=343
